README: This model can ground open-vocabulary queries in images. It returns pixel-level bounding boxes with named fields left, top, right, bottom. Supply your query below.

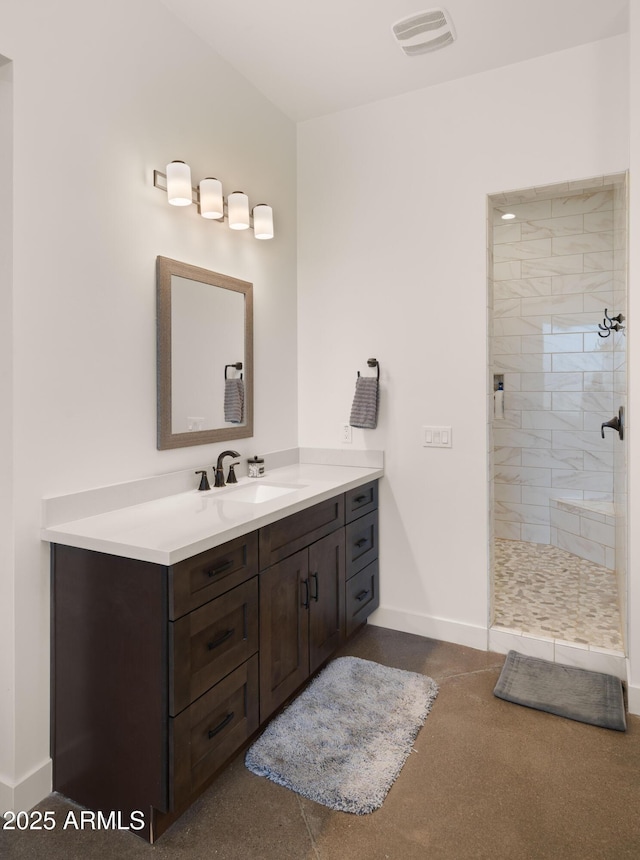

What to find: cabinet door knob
left=208, top=712, right=234, bottom=739
left=207, top=628, right=234, bottom=650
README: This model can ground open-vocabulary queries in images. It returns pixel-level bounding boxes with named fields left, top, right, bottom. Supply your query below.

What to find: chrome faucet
left=214, top=450, right=241, bottom=487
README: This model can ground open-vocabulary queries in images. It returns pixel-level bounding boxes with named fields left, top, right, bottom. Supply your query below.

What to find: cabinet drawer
left=169, top=532, right=258, bottom=620
left=345, top=510, right=378, bottom=578
left=170, top=655, right=259, bottom=809
left=170, top=578, right=258, bottom=716
left=345, top=481, right=378, bottom=523
left=259, top=495, right=345, bottom=570
left=345, top=560, right=379, bottom=636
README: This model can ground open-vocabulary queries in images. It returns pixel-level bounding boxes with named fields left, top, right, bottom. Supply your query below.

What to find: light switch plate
left=422, top=425, right=452, bottom=448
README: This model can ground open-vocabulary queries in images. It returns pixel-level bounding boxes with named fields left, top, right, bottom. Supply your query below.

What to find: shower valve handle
left=601, top=407, right=624, bottom=441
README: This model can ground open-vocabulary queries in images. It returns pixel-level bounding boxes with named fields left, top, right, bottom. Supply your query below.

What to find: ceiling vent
left=391, top=8, right=456, bottom=56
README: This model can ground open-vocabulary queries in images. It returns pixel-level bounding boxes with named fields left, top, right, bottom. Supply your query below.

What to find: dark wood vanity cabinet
left=52, top=532, right=260, bottom=841
left=51, top=480, right=378, bottom=842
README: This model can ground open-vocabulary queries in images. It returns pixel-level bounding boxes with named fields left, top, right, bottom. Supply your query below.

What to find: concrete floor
left=3, top=624, right=640, bottom=859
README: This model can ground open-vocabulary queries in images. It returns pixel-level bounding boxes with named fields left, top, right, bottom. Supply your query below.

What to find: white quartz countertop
left=41, top=463, right=383, bottom=565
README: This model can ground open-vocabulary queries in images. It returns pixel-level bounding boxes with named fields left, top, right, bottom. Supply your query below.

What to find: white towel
left=349, top=377, right=379, bottom=429
left=224, top=378, right=245, bottom=423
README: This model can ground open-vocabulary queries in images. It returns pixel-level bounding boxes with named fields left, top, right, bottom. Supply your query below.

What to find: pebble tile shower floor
left=493, top=538, right=623, bottom=651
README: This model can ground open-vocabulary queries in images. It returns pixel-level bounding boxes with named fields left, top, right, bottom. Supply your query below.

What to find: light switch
left=422, top=426, right=452, bottom=448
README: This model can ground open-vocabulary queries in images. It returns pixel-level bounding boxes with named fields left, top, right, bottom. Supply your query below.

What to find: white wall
left=298, top=37, right=629, bottom=648
left=0, top=0, right=297, bottom=809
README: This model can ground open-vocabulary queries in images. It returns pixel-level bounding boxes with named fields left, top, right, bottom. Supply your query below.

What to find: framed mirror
left=157, top=256, right=253, bottom=449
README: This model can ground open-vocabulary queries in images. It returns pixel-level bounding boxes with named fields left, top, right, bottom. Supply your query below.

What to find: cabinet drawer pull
left=310, top=572, right=319, bottom=602
left=207, top=711, right=235, bottom=739
left=207, top=628, right=234, bottom=651
left=355, top=589, right=370, bottom=602
left=354, top=494, right=367, bottom=504
left=206, top=560, right=233, bottom=578
left=301, top=578, right=310, bottom=609
left=355, top=538, right=368, bottom=548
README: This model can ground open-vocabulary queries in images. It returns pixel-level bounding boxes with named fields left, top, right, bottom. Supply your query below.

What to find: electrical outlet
left=341, top=424, right=352, bottom=444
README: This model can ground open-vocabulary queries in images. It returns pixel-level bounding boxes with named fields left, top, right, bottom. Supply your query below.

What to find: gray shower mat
left=494, top=650, right=626, bottom=731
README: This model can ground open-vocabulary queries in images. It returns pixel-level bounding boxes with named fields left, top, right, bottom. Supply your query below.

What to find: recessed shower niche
left=487, top=174, right=628, bottom=669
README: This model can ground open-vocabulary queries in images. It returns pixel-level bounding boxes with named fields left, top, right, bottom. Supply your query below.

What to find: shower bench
left=550, top=498, right=616, bottom=570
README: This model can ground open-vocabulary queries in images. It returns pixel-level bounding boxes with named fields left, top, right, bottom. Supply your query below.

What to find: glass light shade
left=228, top=191, right=250, bottom=230
left=252, top=204, right=274, bottom=240
left=166, top=161, right=192, bottom=206
left=199, top=177, right=224, bottom=219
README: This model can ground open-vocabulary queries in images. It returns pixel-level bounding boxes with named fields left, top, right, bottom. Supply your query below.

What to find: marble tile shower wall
left=491, top=188, right=625, bottom=550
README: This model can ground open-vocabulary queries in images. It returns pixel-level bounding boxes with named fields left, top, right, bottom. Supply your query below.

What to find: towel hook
left=598, top=309, right=625, bottom=338
left=224, top=361, right=243, bottom=380
left=357, top=358, right=380, bottom=381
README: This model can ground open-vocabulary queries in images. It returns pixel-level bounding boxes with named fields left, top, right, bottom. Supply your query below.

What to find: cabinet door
left=309, top=529, right=346, bottom=674
left=259, top=549, right=310, bottom=722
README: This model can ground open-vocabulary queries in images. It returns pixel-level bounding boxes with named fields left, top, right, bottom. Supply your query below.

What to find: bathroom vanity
left=45, top=464, right=380, bottom=842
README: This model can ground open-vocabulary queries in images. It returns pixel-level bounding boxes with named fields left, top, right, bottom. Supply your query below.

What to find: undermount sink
left=220, top=482, right=303, bottom=504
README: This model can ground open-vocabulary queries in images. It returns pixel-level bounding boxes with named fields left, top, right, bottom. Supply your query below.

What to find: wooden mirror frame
left=156, top=256, right=254, bottom=449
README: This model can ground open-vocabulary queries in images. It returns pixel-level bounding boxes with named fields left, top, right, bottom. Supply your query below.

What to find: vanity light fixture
left=199, top=177, right=224, bottom=220
left=252, top=204, right=274, bottom=240
left=166, top=160, right=193, bottom=206
left=227, top=191, right=250, bottom=230
left=154, top=161, right=274, bottom=239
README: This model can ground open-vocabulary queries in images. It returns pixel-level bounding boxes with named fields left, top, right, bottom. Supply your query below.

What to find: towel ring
left=224, top=362, right=243, bottom=380
left=357, top=358, right=380, bottom=381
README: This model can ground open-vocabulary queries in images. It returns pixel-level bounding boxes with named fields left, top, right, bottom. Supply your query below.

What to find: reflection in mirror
left=157, top=256, right=253, bottom=449
left=171, top=276, right=245, bottom=432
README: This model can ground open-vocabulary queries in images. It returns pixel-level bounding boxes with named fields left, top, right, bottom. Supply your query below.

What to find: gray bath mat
left=245, top=656, right=439, bottom=813
left=494, top=650, right=626, bottom=731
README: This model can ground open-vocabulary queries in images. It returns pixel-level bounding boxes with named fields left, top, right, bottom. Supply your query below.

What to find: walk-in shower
left=487, top=175, right=627, bottom=673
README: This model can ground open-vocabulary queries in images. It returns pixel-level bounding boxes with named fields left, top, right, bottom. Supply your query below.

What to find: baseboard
left=0, top=758, right=52, bottom=814
left=0, top=777, right=12, bottom=814
left=370, top=607, right=488, bottom=651
left=626, top=674, right=640, bottom=716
